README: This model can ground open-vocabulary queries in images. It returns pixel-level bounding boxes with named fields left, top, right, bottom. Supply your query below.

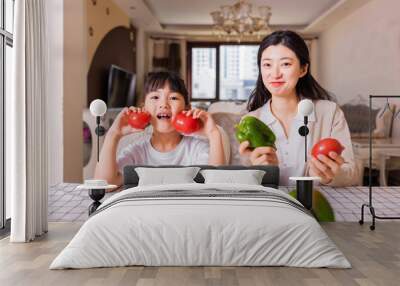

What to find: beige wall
left=47, top=0, right=64, bottom=186
left=63, top=0, right=86, bottom=182
left=62, top=0, right=130, bottom=182
left=318, top=0, right=400, bottom=104
left=87, top=0, right=130, bottom=66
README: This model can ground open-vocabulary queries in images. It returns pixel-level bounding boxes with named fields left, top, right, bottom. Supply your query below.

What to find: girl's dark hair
left=143, top=71, right=189, bottom=105
left=247, top=30, right=331, bottom=112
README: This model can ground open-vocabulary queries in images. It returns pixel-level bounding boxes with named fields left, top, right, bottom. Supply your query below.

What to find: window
left=190, top=47, right=216, bottom=100
left=188, top=43, right=259, bottom=102
left=1, top=0, right=14, bottom=231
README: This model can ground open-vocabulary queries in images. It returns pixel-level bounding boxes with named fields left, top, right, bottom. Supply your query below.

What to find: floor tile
left=48, top=184, right=400, bottom=223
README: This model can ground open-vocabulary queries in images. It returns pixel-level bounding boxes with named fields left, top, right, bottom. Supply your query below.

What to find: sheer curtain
left=10, top=0, right=48, bottom=242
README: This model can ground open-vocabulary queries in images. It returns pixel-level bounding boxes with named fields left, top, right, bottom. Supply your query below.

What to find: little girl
left=94, top=71, right=226, bottom=186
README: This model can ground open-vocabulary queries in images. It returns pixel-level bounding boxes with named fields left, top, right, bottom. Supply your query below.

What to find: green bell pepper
left=235, top=116, right=276, bottom=149
left=289, top=189, right=335, bottom=222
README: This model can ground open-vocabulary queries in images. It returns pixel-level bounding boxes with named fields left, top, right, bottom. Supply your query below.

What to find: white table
left=352, top=138, right=400, bottom=149
left=378, top=150, right=400, bottom=186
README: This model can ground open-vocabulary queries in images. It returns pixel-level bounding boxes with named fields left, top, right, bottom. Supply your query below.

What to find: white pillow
left=135, top=167, right=200, bottom=186
left=200, top=169, right=266, bottom=185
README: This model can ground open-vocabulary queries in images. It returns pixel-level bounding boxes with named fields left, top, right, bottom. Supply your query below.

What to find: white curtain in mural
left=10, top=0, right=48, bottom=242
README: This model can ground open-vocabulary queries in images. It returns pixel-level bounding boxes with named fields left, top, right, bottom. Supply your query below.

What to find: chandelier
left=210, top=0, right=272, bottom=39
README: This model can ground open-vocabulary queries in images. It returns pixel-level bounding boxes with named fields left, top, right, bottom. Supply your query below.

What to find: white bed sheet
left=50, top=183, right=350, bottom=269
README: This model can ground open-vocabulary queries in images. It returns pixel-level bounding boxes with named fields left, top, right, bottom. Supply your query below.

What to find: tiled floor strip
left=48, top=183, right=400, bottom=222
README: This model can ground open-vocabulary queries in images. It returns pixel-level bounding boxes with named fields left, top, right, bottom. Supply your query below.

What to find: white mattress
left=50, top=183, right=350, bottom=269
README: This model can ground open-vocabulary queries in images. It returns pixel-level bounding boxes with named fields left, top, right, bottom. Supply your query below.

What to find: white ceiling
left=145, top=0, right=339, bottom=26
left=113, top=0, right=370, bottom=37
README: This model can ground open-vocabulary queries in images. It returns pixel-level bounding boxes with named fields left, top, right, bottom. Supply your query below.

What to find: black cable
left=96, top=116, right=100, bottom=162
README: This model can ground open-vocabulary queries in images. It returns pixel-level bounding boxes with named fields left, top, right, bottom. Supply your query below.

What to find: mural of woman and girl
left=94, top=30, right=359, bottom=187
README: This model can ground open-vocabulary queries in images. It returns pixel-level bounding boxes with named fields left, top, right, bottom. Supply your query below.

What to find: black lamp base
left=296, top=180, right=313, bottom=210
left=88, top=188, right=105, bottom=215
left=289, top=177, right=320, bottom=210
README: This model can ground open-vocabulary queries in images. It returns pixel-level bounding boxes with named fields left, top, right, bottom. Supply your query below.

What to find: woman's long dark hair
left=247, top=30, right=331, bottom=112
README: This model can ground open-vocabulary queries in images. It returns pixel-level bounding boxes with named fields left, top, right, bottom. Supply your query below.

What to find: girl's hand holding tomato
left=309, top=138, right=345, bottom=184
left=172, top=111, right=201, bottom=134
left=126, top=108, right=151, bottom=129
left=108, top=107, right=150, bottom=138
left=173, top=109, right=218, bottom=138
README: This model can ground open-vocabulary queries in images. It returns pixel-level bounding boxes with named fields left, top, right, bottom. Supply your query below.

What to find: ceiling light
left=210, top=0, right=272, bottom=40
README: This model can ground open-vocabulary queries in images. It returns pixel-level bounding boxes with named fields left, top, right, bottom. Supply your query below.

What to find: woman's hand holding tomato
left=108, top=107, right=150, bottom=138
left=309, top=138, right=345, bottom=184
left=174, top=109, right=218, bottom=138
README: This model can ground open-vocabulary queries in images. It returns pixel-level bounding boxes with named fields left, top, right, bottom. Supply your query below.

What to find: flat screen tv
left=107, top=65, right=136, bottom=108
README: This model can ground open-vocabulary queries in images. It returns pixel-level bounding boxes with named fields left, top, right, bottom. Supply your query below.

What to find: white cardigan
left=244, top=99, right=360, bottom=187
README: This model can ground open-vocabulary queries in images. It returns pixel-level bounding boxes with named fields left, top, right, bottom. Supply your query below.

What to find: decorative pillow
left=123, top=165, right=280, bottom=188
left=200, top=169, right=266, bottom=185
left=135, top=167, right=200, bottom=186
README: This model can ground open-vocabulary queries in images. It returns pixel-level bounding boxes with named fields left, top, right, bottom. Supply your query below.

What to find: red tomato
left=127, top=110, right=151, bottom=129
left=172, top=111, right=201, bottom=134
left=311, top=138, right=344, bottom=158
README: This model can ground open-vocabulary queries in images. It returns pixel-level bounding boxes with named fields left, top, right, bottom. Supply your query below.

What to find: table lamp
left=89, top=99, right=107, bottom=162
left=289, top=99, right=320, bottom=210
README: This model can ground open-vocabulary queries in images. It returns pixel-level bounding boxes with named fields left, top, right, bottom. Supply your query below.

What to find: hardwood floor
left=0, top=222, right=399, bottom=286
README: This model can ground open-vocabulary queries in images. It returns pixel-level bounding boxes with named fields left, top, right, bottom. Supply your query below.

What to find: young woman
left=239, top=30, right=359, bottom=186
left=94, top=71, right=226, bottom=186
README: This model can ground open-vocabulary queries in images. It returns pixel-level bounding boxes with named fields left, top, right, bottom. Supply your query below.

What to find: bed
left=50, top=165, right=350, bottom=269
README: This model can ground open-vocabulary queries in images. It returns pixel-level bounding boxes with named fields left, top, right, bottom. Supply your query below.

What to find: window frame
left=187, top=41, right=259, bottom=103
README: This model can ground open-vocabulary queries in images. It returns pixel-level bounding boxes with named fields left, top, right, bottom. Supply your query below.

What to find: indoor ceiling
left=113, top=0, right=370, bottom=37
left=145, top=0, right=338, bottom=26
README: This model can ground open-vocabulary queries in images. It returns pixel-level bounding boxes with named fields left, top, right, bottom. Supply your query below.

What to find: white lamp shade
left=89, top=99, right=107, bottom=117
left=298, top=99, right=314, bottom=117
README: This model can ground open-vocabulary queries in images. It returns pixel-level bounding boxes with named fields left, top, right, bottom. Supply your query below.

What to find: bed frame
left=88, top=165, right=280, bottom=215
